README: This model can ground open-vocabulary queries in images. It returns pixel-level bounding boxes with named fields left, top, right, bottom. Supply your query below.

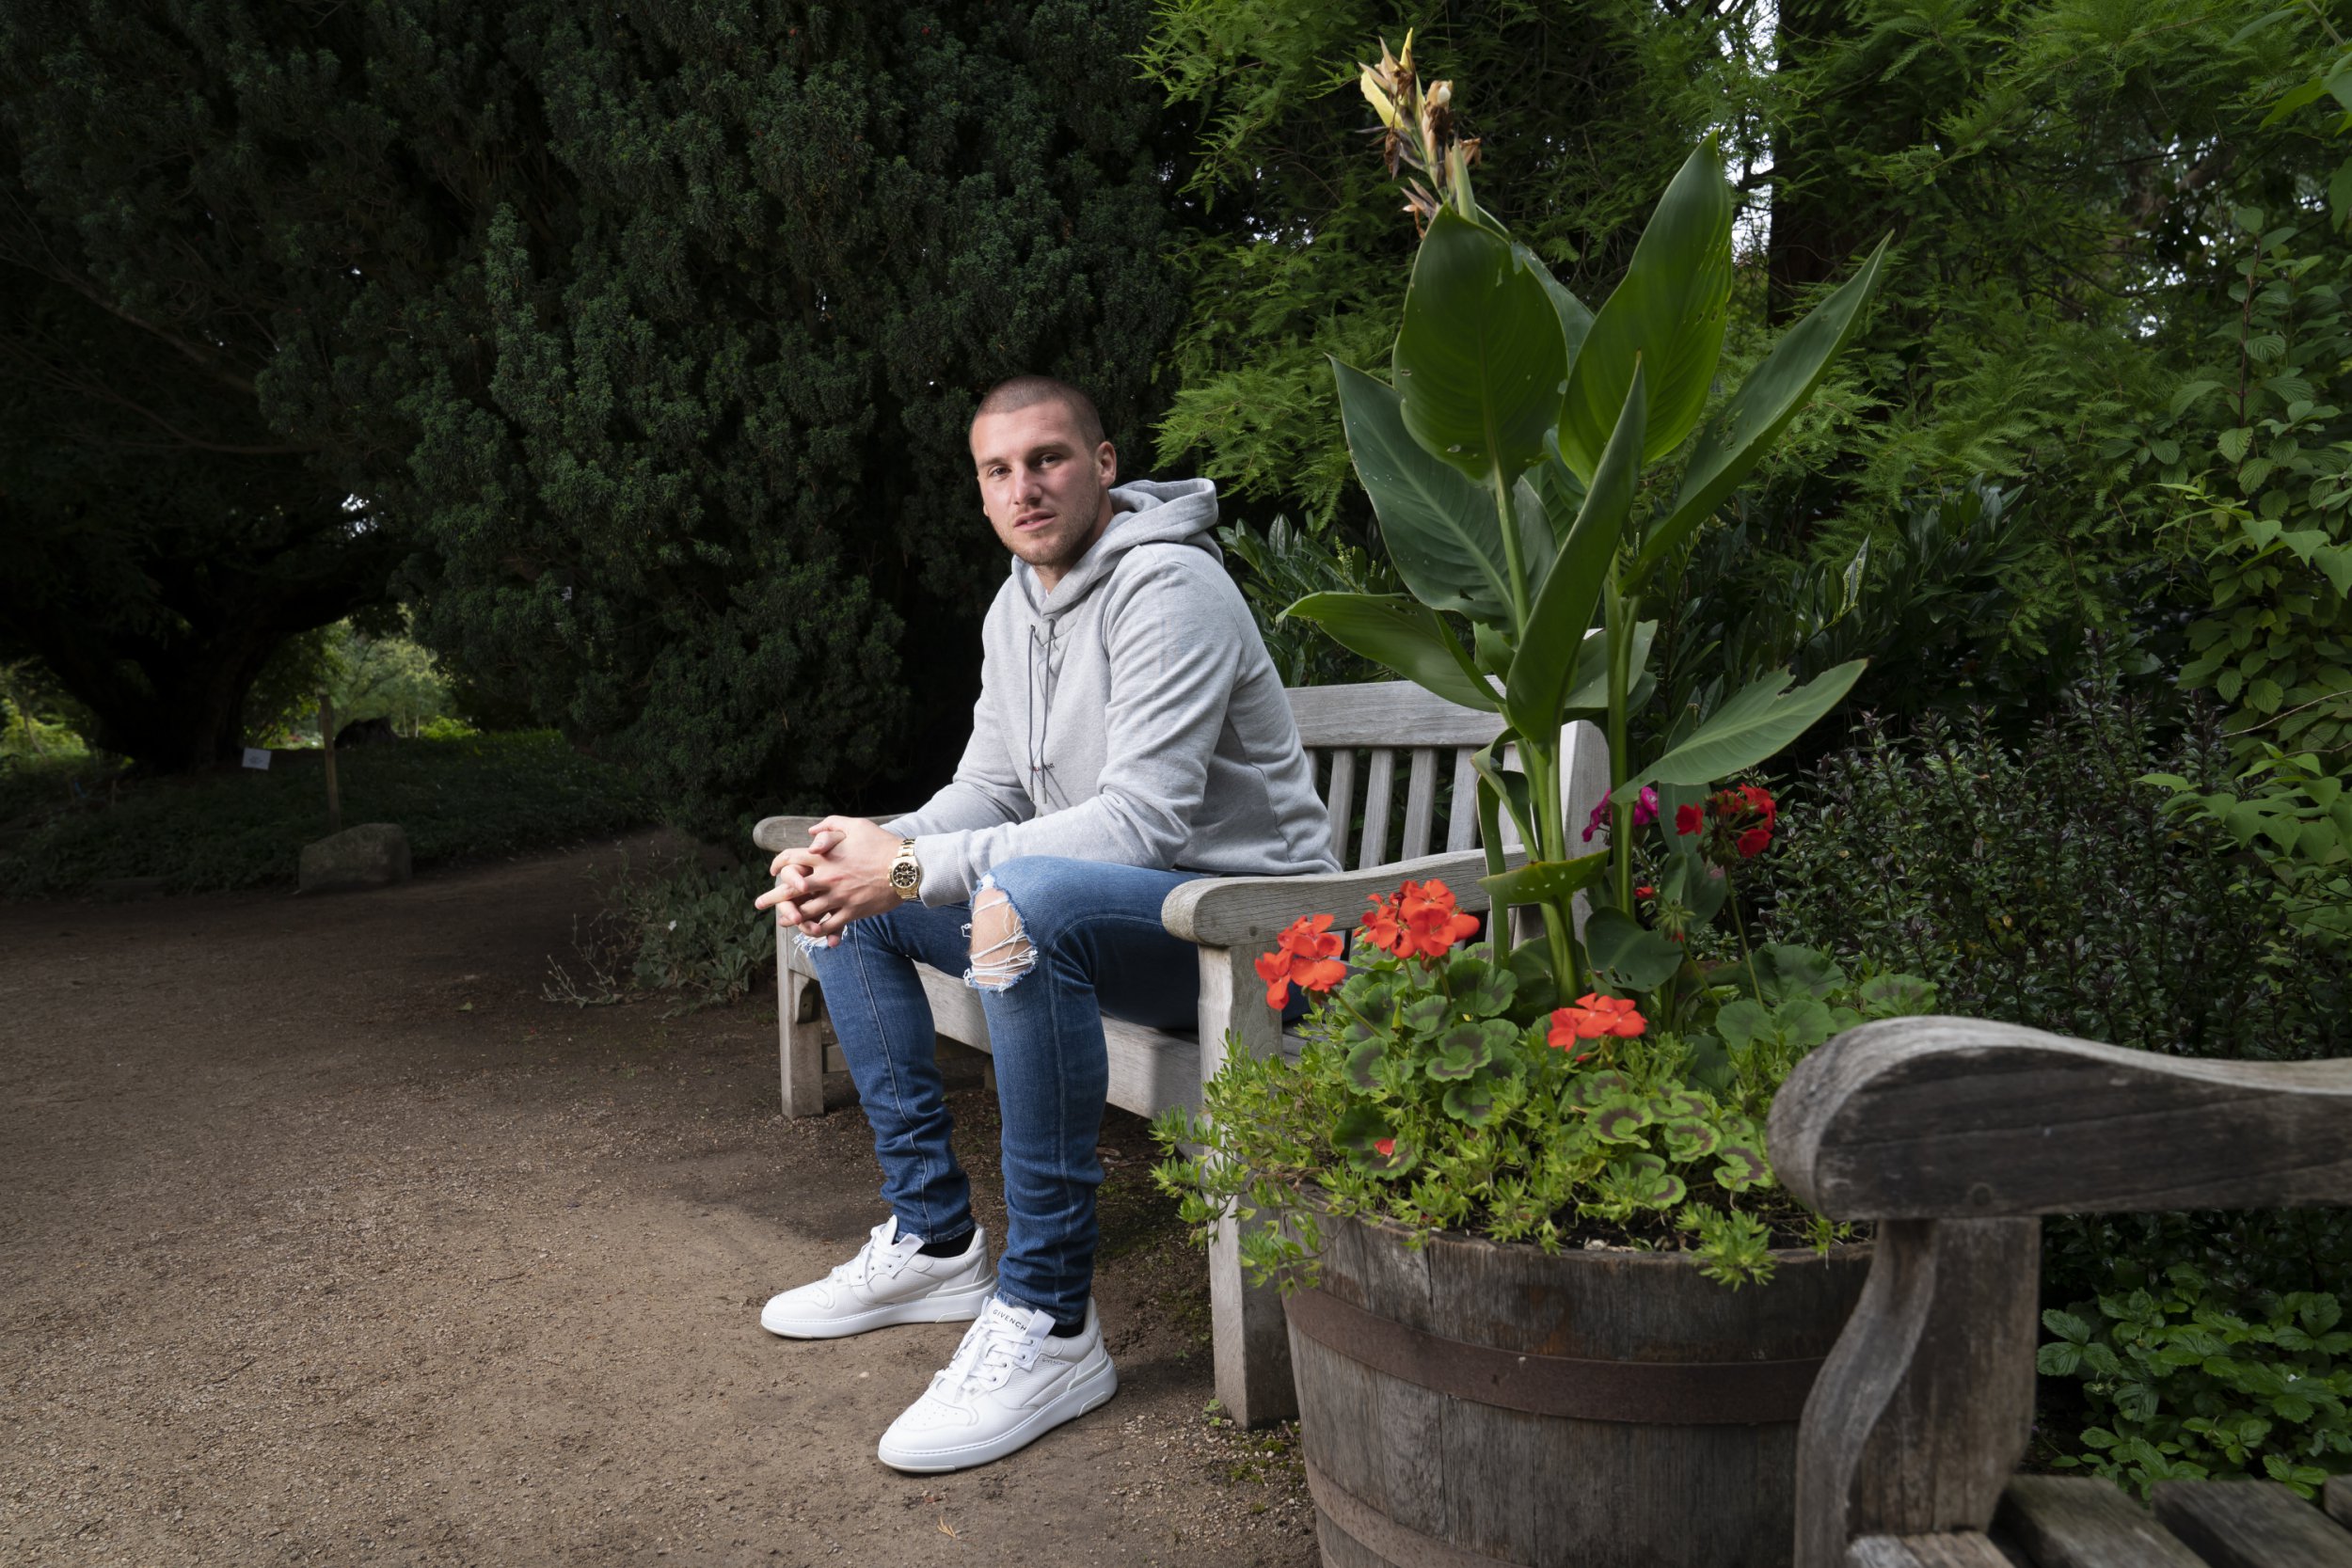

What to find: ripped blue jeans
left=803, top=856, right=1208, bottom=1326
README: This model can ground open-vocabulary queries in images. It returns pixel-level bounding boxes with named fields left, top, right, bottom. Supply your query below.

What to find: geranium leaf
left=1426, top=1021, right=1496, bottom=1081
left=1442, top=1071, right=1501, bottom=1124
left=1399, top=993, right=1451, bottom=1035
left=1713, top=1144, right=1769, bottom=1192
left=1333, top=1102, right=1387, bottom=1154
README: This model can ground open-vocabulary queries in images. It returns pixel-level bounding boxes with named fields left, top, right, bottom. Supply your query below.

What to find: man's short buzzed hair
left=973, top=374, right=1106, bottom=451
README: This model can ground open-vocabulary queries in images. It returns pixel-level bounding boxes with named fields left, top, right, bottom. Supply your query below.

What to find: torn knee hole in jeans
left=963, top=877, right=1036, bottom=991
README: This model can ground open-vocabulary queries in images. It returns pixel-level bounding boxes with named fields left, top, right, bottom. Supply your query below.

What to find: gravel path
left=0, top=835, right=1313, bottom=1567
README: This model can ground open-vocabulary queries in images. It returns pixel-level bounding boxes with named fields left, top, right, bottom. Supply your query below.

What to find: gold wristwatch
left=887, top=837, right=922, bottom=902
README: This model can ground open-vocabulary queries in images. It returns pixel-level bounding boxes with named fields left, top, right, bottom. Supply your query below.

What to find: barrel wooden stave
left=1289, top=1212, right=1871, bottom=1568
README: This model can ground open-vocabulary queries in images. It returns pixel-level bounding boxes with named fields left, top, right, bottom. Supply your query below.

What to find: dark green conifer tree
left=1, top=1, right=1177, bottom=821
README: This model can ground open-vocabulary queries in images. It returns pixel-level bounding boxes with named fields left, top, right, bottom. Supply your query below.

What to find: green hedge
left=0, top=732, right=655, bottom=898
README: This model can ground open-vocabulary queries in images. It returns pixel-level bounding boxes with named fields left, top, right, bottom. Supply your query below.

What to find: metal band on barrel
left=1285, top=1284, right=1826, bottom=1424
left=1305, top=1458, right=1527, bottom=1568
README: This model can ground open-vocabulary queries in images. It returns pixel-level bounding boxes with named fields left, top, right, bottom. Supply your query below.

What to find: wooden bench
left=1768, top=1016, right=2352, bottom=1567
left=754, top=679, right=1608, bottom=1427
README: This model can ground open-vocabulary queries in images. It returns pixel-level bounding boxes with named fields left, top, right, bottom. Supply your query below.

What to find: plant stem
left=1489, top=464, right=1532, bottom=635
left=1604, top=576, right=1635, bottom=912
left=1726, top=876, right=1763, bottom=1006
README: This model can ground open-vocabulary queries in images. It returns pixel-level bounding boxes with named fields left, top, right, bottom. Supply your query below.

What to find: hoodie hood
left=1012, top=478, right=1220, bottom=619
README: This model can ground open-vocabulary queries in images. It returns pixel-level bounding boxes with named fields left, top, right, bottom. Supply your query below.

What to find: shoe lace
left=944, top=1300, right=1045, bottom=1393
left=830, top=1219, right=916, bottom=1291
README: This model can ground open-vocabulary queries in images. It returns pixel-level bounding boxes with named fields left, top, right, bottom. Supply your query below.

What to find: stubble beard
left=1014, top=493, right=1109, bottom=582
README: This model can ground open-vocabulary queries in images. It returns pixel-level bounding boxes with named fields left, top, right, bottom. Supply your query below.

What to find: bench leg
left=1197, top=941, right=1299, bottom=1427
left=1211, top=1214, right=1297, bottom=1427
left=779, top=937, right=826, bottom=1118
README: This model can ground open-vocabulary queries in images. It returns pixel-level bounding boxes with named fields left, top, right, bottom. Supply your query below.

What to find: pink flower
left=1581, top=786, right=1660, bottom=842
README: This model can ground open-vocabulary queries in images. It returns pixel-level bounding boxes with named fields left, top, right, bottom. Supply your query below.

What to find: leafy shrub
left=0, top=732, right=653, bottom=897
left=1216, top=514, right=1397, bottom=689
left=2141, top=212, right=2352, bottom=949
left=544, top=855, right=775, bottom=1013
left=2039, top=1267, right=2350, bottom=1499
left=1763, top=674, right=2350, bottom=1060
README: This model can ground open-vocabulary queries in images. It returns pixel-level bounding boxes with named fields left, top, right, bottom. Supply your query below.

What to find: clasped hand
left=754, top=816, right=904, bottom=946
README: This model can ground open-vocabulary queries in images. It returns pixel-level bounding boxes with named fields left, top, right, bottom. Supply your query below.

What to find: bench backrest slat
left=1288, top=680, right=1506, bottom=874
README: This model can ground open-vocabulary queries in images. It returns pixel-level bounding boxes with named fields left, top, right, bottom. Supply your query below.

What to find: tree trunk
left=1767, top=0, right=1872, bottom=326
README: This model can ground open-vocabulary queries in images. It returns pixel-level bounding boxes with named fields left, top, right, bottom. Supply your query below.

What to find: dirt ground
left=0, top=834, right=1315, bottom=1568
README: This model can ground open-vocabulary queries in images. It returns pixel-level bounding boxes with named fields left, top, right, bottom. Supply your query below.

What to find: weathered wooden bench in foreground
left=1769, top=1016, right=2352, bottom=1567
left=755, top=679, right=1608, bottom=1427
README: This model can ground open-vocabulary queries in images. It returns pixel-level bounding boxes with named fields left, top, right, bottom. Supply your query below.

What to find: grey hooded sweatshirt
left=888, top=478, right=1339, bottom=904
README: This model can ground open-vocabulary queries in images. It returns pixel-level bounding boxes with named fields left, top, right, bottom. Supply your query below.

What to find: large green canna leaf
left=1393, top=208, right=1567, bottom=484
left=1480, top=850, right=1609, bottom=912
left=1522, top=243, right=1595, bottom=364
left=1514, top=473, right=1555, bottom=590
left=1629, top=237, right=1890, bottom=589
left=1285, top=592, right=1499, bottom=712
left=1584, top=908, right=1687, bottom=990
left=1556, top=144, right=1732, bottom=479
left=1505, top=366, right=1645, bottom=738
left=1561, top=619, right=1657, bottom=716
left=1625, top=660, right=1867, bottom=789
left=1333, top=357, right=1511, bottom=618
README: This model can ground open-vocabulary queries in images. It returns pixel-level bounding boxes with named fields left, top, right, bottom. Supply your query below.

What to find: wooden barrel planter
left=1285, top=1212, right=1871, bottom=1568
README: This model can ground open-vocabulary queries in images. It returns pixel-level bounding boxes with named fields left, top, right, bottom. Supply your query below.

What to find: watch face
left=890, top=861, right=919, bottom=892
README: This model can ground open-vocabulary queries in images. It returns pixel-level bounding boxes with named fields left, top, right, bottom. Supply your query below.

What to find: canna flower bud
left=1359, top=63, right=1404, bottom=131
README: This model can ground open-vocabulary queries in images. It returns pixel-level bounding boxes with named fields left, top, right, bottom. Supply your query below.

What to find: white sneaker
left=760, top=1217, right=994, bottom=1338
left=875, top=1296, right=1119, bottom=1473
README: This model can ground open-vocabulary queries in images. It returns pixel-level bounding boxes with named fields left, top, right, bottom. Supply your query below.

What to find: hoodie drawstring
left=1026, top=621, right=1065, bottom=810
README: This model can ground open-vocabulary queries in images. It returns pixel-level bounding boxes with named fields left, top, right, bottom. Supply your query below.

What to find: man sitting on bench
left=753, top=374, right=1336, bottom=1473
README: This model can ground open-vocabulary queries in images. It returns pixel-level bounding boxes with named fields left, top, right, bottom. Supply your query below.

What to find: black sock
left=915, top=1227, right=974, bottom=1259
left=1048, top=1314, right=1087, bottom=1338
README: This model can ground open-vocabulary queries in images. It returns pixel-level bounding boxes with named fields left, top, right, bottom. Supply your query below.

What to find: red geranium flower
left=1675, top=803, right=1704, bottom=836
left=1736, top=825, right=1772, bottom=859
left=1362, top=879, right=1479, bottom=960
left=1254, top=913, right=1346, bottom=1008
left=1374, top=1137, right=1396, bottom=1157
left=1359, top=890, right=1406, bottom=955
left=1548, top=992, right=1646, bottom=1044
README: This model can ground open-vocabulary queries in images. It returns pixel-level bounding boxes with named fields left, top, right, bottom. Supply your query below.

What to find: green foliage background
left=1148, top=0, right=2352, bottom=718
left=1, top=0, right=1178, bottom=828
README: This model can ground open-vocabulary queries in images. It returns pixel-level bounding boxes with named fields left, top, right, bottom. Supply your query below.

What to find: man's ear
left=1096, top=439, right=1118, bottom=488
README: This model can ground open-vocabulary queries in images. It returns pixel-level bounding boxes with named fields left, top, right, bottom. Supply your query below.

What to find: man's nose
left=1013, top=466, right=1045, bottom=502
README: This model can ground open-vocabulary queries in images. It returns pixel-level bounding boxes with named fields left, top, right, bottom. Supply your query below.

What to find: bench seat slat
left=1995, top=1477, right=2204, bottom=1568
left=2151, top=1478, right=2352, bottom=1568
left=1846, top=1534, right=2017, bottom=1568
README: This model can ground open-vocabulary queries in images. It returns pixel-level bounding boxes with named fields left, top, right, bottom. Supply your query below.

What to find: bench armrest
left=1767, top=1016, right=2352, bottom=1222
left=1162, top=847, right=1524, bottom=948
